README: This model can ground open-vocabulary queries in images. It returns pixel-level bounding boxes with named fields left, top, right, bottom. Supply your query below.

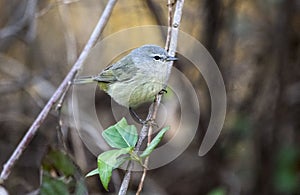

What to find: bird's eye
left=153, top=56, right=161, bottom=61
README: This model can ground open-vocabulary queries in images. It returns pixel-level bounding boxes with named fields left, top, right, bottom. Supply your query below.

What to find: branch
left=168, top=0, right=184, bottom=57
left=0, top=0, right=118, bottom=183
left=118, top=1, right=185, bottom=194
left=165, top=0, right=174, bottom=51
left=136, top=1, right=174, bottom=194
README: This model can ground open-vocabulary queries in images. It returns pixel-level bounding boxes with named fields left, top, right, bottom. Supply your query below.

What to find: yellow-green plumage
left=74, top=45, right=177, bottom=108
left=98, top=82, right=109, bottom=92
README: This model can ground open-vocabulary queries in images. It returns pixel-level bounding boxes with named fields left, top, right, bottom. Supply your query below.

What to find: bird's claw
left=129, top=108, right=158, bottom=127
left=141, top=118, right=158, bottom=127
left=159, top=89, right=167, bottom=95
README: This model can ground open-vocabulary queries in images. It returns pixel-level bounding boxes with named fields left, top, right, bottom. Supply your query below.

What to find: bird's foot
left=141, top=118, right=158, bottom=127
left=129, top=108, right=158, bottom=127
left=158, top=89, right=167, bottom=95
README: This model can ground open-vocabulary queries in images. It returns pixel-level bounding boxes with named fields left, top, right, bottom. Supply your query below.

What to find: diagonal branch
left=0, top=0, right=118, bottom=183
left=118, top=1, right=185, bottom=194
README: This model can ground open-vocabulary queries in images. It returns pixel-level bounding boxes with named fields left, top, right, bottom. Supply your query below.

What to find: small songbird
left=74, top=45, right=177, bottom=121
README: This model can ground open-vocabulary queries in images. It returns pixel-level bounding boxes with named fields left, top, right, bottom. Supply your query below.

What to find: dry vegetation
left=0, top=0, right=299, bottom=194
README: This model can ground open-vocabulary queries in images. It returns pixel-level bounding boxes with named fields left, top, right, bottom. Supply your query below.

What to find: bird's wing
left=94, top=56, right=138, bottom=83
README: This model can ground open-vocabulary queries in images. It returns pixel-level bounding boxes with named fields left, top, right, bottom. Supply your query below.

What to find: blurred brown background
left=0, top=0, right=299, bottom=194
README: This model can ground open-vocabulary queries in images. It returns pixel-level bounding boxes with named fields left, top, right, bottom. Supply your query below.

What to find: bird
left=74, top=44, right=177, bottom=123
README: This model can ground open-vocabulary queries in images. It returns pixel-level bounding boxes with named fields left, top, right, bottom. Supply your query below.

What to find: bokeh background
left=0, top=0, right=299, bottom=194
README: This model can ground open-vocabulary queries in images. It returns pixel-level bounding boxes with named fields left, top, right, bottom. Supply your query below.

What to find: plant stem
left=118, top=1, right=185, bottom=194
left=0, top=0, right=118, bottom=183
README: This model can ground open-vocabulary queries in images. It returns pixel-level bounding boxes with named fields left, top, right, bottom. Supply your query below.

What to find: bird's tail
left=73, top=76, right=97, bottom=84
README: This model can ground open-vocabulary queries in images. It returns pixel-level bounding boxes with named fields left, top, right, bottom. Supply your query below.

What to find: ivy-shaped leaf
left=102, top=118, right=138, bottom=148
left=140, top=126, right=169, bottom=158
left=40, top=173, right=69, bottom=195
left=97, top=148, right=131, bottom=191
left=41, top=149, right=88, bottom=195
left=86, top=168, right=98, bottom=177
left=87, top=118, right=170, bottom=191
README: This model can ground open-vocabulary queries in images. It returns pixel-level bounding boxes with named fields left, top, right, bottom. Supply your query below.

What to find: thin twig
left=119, top=93, right=162, bottom=195
left=135, top=101, right=158, bottom=195
left=165, top=0, right=174, bottom=51
left=0, top=0, right=118, bottom=183
left=119, top=1, right=184, bottom=194
left=56, top=0, right=78, bottom=152
left=168, top=0, right=183, bottom=57
left=56, top=107, right=68, bottom=151
left=56, top=81, right=72, bottom=151
left=136, top=1, right=184, bottom=193
left=136, top=2, right=174, bottom=190
left=135, top=140, right=150, bottom=195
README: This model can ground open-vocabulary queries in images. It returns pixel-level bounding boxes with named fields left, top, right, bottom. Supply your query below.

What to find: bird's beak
left=166, top=56, right=178, bottom=61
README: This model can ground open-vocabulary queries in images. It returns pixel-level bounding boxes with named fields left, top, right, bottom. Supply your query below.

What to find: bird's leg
left=129, top=107, right=145, bottom=124
left=129, top=107, right=158, bottom=127
left=130, top=89, right=167, bottom=126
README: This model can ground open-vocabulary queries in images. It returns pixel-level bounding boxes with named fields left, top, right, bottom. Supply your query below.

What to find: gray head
left=130, top=45, right=177, bottom=69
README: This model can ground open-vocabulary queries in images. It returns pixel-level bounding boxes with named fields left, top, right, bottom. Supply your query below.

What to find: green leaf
left=41, top=148, right=88, bottom=195
left=42, top=149, right=75, bottom=176
left=40, top=173, right=69, bottom=195
left=102, top=118, right=138, bottom=149
left=207, top=187, right=226, bottom=195
left=98, top=148, right=131, bottom=191
left=140, top=126, right=169, bottom=158
left=86, top=168, right=99, bottom=177
left=274, top=146, right=299, bottom=193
